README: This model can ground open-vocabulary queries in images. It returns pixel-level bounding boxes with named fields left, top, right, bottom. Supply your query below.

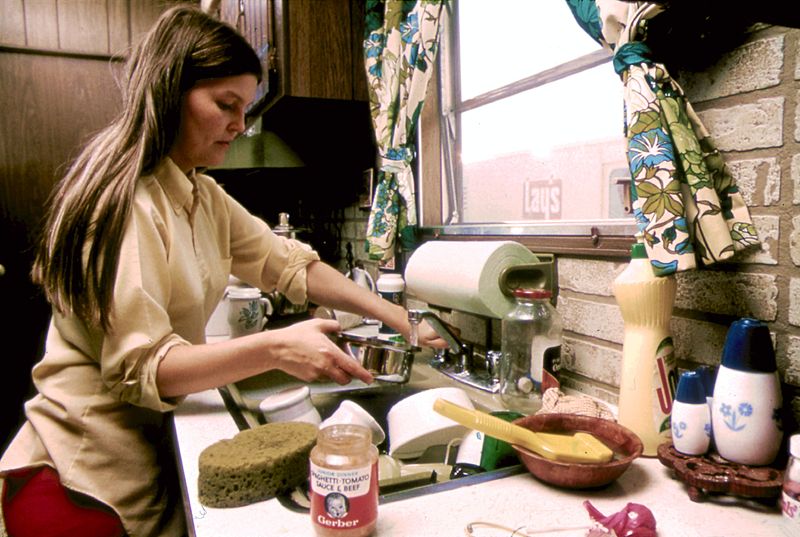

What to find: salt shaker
left=671, top=370, right=711, bottom=456
left=711, top=318, right=783, bottom=466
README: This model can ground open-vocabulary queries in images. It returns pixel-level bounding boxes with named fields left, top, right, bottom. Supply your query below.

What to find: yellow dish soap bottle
left=613, top=234, right=678, bottom=456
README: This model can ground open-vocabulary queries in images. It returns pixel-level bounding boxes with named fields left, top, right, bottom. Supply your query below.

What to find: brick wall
left=338, top=25, right=800, bottom=426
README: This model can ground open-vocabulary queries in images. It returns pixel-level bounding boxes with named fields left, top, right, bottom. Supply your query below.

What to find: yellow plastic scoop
left=433, top=398, right=614, bottom=464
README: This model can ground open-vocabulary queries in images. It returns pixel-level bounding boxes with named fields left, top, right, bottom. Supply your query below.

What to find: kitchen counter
left=172, top=360, right=789, bottom=536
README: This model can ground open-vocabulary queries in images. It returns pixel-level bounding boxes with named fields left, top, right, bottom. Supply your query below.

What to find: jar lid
left=377, top=273, right=405, bottom=292
left=512, top=288, right=551, bottom=299
left=675, top=370, right=706, bottom=404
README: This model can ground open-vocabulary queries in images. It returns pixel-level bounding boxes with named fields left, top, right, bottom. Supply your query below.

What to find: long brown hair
left=32, top=5, right=262, bottom=331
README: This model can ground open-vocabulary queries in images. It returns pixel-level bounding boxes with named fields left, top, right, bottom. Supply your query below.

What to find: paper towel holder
left=498, top=255, right=554, bottom=298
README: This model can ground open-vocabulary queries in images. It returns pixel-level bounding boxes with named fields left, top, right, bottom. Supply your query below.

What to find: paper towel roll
left=404, top=241, right=540, bottom=319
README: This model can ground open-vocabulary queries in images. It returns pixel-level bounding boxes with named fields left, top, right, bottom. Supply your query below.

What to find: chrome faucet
left=408, top=309, right=499, bottom=392
left=408, top=310, right=467, bottom=354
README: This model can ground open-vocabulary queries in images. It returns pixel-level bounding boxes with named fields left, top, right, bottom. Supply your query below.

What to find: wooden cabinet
left=275, top=0, right=368, bottom=102
left=217, top=0, right=368, bottom=115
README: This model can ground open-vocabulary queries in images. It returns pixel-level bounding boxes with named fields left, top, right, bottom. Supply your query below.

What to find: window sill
left=418, top=220, right=638, bottom=257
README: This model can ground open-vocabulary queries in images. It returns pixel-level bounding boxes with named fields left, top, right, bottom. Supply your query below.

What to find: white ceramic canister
left=259, top=385, right=321, bottom=425
left=377, top=272, right=405, bottom=335
left=711, top=318, right=783, bottom=466
left=671, top=370, right=711, bottom=456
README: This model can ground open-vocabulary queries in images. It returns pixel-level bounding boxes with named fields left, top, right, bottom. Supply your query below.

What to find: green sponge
left=198, top=422, right=318, bottom=508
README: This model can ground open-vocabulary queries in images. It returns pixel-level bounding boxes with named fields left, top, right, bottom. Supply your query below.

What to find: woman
left=0, top=6, right=443, bottom=537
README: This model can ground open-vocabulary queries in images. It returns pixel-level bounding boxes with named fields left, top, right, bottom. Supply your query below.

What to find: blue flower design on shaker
left=704, top=422, right=712, bottom=437
left=672, top=420, right=686, bottom=439
left=719, top=402, right=752, bottom=432
left=238, top=301, right=261, bottom=329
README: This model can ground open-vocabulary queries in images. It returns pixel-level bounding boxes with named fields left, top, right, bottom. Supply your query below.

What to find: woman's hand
left=264, top=318, right=374, bottom=385
left=414, top=319, right=451, bottom=349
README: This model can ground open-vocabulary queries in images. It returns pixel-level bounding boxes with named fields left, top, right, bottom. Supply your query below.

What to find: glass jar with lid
left=499, top=288, right=562, bottom=414
left=309, top=424, right=379, bottom=537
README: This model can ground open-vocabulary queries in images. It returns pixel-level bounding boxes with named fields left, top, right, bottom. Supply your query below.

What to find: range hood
left=219, top=119, right=305, bottom=169
left=211, top=97, right=377, bottom=173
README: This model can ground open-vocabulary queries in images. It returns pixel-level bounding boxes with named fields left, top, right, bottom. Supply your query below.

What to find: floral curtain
left=363, top=0, right=445, bottom=261
left=566, top=1, right=759, bottom=275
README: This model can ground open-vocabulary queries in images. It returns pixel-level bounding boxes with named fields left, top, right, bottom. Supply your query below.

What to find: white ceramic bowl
left=387, top=387, right=474, bottom=459
left=319, top=400, right=386, bottom=445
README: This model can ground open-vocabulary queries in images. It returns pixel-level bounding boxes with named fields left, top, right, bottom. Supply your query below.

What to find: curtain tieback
left=379, top=146, right=414, bottom=174
left=613, top=41, right=653, bottom=75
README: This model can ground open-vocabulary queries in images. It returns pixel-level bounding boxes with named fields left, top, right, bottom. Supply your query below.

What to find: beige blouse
left=0, top=158, right=319, bottom=537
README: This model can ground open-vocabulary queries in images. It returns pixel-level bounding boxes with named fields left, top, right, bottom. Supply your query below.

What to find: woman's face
left=169, top=73, right=258, bottom=172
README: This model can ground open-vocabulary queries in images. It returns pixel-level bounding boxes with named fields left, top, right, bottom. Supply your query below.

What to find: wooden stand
left=657, top=442, right=783, bottom=503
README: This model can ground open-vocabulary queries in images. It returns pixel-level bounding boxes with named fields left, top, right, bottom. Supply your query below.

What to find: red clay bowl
left=512, top=413, right=643, bottom=489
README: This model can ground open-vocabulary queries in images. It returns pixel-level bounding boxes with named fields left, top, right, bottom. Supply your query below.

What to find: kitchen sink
left=218, top=352, right=525, bottom=506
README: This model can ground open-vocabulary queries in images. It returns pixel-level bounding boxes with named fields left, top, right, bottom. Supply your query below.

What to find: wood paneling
left=0, top=54, right=122, bottom=225
left=108, top=1, right=131, bottom=56
left=0, top=1, right=179, bottom=56
left=58, top=0, right=110, bottom=54
left=0, top=0, right=26, bottom=45
left=24, top=0, right=60, bottom=50
left=130, top=1, right=173, bottom=47
left=419, top=72, right=443, bottom=227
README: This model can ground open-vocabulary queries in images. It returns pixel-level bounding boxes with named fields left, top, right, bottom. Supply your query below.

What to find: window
left=418, top=0, right=637, bottom=255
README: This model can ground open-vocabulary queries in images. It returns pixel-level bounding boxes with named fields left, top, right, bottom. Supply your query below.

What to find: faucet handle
left=407, top=309, right=425, bottom=324
left=485, top=350, right=503, bottom=382
left=406, top=308, right=465, bottom=355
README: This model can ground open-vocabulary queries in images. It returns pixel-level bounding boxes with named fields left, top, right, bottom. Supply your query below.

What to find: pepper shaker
left=711, top=318, right=782, bottom=466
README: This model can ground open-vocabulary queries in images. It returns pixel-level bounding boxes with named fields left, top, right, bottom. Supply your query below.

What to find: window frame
left=416, top=1, right=637, bottom=257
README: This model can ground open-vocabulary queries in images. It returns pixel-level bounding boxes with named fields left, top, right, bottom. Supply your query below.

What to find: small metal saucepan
left=336, top=333, right=420, bottom=383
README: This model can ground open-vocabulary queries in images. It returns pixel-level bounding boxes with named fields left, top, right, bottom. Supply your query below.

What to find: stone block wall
left=337, top=25, right=800, bottom=427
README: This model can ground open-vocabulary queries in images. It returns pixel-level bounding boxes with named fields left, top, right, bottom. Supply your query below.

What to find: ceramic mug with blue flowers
left=711, top=318, right=782, bottom=466
left=226, top=286, right=272, bottom=338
